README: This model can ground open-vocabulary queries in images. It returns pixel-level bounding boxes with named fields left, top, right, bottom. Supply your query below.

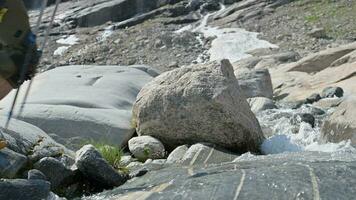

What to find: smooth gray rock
left=133, top=60, right=264, bottom=153
left=128, top=136, right=166, bottom=161
left=235, top=69, right=274, bottom=99
left=0, top=148, right=27, bottom=178
left=321, top=86, right=344, bottom=98
left=166, top=145, right=189, bottom=164
left=88, top=151, right=356, bottom=200
left=34, top=157, right=75, bottom=190
left=75, top=145, right=128, bottom=187
left=0, top=179, right=51, bottom=200
left=0, top=65, right=155, bottom=148
left=247, top=97, right=277, bottom=113
left=27, top=169, right=47, bottom=180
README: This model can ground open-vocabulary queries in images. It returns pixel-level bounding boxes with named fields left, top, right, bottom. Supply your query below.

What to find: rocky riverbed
left=1, top=0, right=356, bottom=199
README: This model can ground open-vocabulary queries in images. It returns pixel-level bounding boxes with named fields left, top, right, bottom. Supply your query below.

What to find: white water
left=176, top=4, right=277, bottom=63
left=258, top=105, right=356, bottom=154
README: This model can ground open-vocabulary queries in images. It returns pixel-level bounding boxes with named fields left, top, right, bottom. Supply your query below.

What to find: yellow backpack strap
left=0, top=8, right=8, bottom=23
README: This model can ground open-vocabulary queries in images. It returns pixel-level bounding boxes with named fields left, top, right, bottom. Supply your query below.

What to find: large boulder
left=128, top=136, right=166, bottom=161
left=0, top=65, right=155, bottom=148
left=235, top=69, right=274, bottom=99
left=321, top=98, right=356, bottom=146
left=133, top=60, right=264, bottom=153
left=0, top=179, right=51, bottom=200
left=75, top=145, right=128, bottom=187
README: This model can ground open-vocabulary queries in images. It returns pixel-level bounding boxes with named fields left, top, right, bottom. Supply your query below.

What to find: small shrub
left=85, top=139, right=129, bottom=174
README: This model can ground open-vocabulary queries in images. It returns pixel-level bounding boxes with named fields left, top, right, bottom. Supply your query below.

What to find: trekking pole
left=4, top=0, right=60, bottom=129
left=17, top=0, right=61, bottom=118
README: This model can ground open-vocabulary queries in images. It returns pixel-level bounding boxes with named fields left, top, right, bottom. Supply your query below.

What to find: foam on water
left=175, top=4, right=277, bottom=63
left=258, top=105, right=356, bottom=154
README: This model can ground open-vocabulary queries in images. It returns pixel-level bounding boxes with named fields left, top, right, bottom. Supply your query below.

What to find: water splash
left=258, top=104, right=356, bottom=154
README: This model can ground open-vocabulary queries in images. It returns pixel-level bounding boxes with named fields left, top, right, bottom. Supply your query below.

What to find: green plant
left=85, top=139, right=129, bottom=174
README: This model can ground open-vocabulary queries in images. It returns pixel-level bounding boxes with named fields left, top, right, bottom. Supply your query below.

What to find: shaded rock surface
left=133, top=60, right=264, bottom=152
left=27, top=169, right=47, bottom=180
left=0, top=117, right=73, bottom=163
left=75, top=145, right=128, bottom=187
left=34, top=157, right=75, bottom=190
left=0, top=179, right=51, bottom=200
left=83, top=151, right=356, bottom=200
left=0, top=148, right=27, bottom=179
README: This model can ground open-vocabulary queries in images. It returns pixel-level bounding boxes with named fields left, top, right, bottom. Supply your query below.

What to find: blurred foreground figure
left=0, top=0, right=41, bottom=149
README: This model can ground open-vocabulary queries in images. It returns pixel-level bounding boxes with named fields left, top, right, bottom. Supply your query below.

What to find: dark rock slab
left=84, top=152, right=356, bottom=200
left=0, top=148, right=27, bottom=178
left=0, top=179, right=51, bottom=200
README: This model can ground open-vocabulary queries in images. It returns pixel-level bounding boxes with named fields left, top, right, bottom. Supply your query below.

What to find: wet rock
left=247, top=97, right=277, bottom=113
left=290, top=100, right=307, bottom=109
left=305, top=93, right=321, bottom=104
left=166, top=145, right=189, bottom=164
left=27, top=169, right=47, bottom=181
left=235, top=69, right=274, bottom=99
left=128, top=136, right=166, bottom=161
left=298, top=113, right=315, bottom=128
left=0, top=179, right=51, bottom=200
left=75, top=145, right=128, bottom=187
left=0, top=148, right=27, bottom=179
left=34, top=157, right=75, bottom=190
left=308, top=106, right=326, bottom=116
left=133, top=60, right=264, bottom=152
left=321, top=86, right=344, bottom=98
